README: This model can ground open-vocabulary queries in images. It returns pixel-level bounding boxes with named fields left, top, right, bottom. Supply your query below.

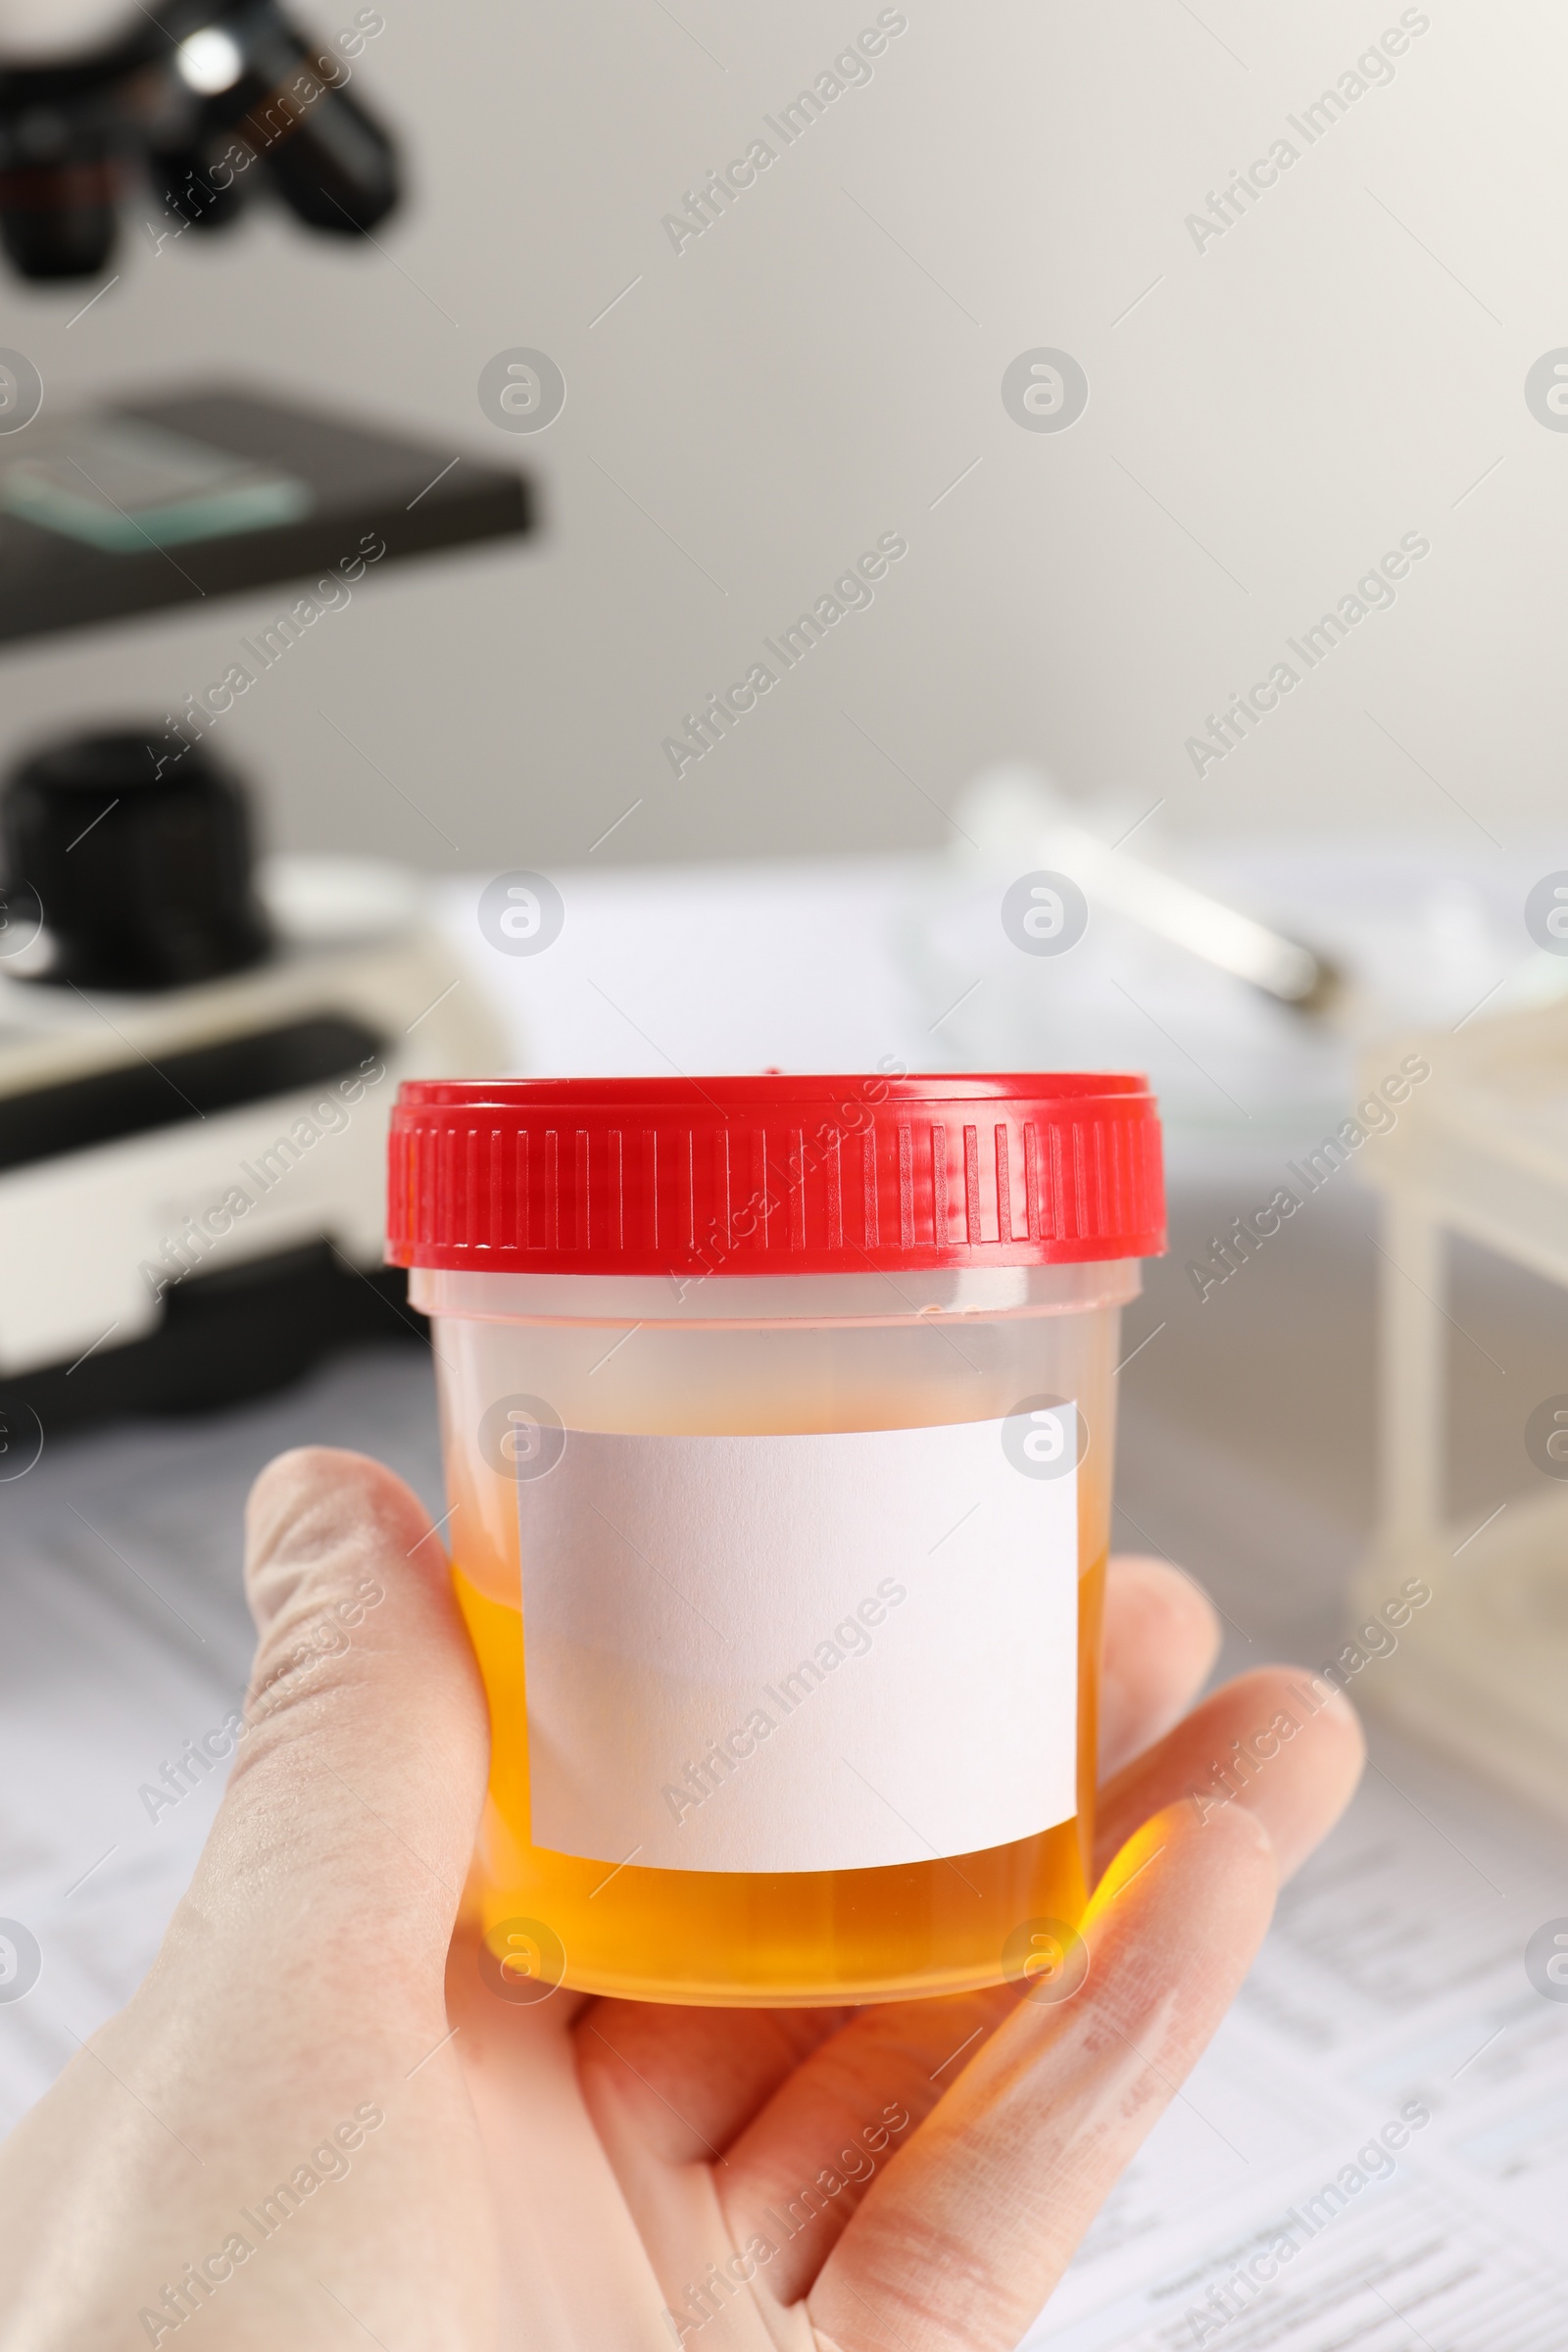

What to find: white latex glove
left=0, top=1446, right=1363, bottom=2349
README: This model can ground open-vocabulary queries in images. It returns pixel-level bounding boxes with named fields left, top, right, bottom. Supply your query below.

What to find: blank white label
left=515, top=1411, right=1079, bottom=1874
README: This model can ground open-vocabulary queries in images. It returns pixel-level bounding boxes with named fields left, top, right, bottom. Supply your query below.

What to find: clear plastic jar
left=388, top=1074, right=1164, bottom=2006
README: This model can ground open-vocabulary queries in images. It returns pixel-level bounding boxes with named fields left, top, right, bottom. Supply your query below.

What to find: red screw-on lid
left=386, top=1073, right=1164, bottom=1276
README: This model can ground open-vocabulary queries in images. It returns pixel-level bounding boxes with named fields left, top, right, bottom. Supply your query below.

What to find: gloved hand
left=0, top=1446, right=1362, bottom=2349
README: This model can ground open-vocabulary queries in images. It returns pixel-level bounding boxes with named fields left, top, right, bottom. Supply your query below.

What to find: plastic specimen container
left=386, top=1072, right=1165, bottom=2006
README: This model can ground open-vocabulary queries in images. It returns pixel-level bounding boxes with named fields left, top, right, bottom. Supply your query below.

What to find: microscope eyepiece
left=0, top=55, right=125, bottom=279
left=186, top=0, right=399, bottom=236
left=0, top=1, right=398, bottom=281
left=0, top=154, right=121, bottom=279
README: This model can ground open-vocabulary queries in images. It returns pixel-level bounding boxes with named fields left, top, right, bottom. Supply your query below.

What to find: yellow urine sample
left=401, top=1076, right=1151, bottom=2008
left=454, top=1550, right=1102, bottom=2007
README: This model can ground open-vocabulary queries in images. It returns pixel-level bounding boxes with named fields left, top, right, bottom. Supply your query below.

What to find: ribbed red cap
left=387, top=1073, right=1164, bottom=1276
left=389, top=1073, right=1164, bottom=1276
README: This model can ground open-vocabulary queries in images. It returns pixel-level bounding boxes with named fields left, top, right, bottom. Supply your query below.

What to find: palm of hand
left=0, top=1452, right=1360, bottom=2351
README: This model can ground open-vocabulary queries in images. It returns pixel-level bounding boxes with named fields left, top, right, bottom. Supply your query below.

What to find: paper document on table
left=1030, top=1733, right=1568, bottom=2349
left=0, top=1348, right=446, bottom=2141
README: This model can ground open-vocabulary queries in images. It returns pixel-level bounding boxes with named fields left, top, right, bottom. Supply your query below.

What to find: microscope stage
left=0, top=382, right=532, bottom=645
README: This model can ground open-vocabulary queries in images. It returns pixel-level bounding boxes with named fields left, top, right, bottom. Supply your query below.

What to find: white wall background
left=0, top=0, right=1562, bottom=874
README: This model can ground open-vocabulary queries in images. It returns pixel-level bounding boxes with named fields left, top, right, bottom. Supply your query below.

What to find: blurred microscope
left=0, top=0, right=531, bottom=1438
left=0, top=729, right=503, bottom=1436
left=0, top=0, right=398, bottom=279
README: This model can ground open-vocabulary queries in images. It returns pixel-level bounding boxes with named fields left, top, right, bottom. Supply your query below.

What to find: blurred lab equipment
left=1353, top=999, right=1568, bottom=1821
left=0, top=727, right=504, bottom=1430
left=0, top=383, right=533, bottom=645
left=882, top=766, right=1568, bottom=1157
left=0, top=0, right=397, bottom=281
left=958, top=764, right=1340, bottom=1012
